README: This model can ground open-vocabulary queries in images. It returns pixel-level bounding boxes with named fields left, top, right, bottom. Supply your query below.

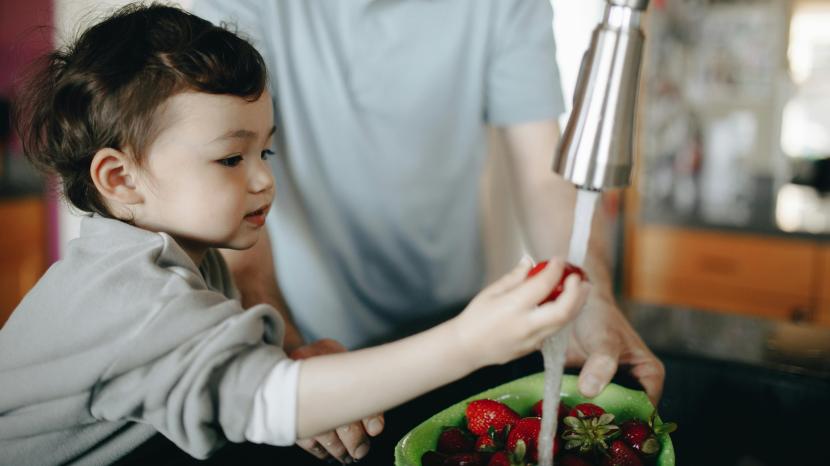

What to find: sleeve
left=485, top=0, right=567, bottom=126
left=87, top=285, right=297, bottom=459
left=245, top=357, right=302, bottom=445
left=189, top=0, right=268, bottom=53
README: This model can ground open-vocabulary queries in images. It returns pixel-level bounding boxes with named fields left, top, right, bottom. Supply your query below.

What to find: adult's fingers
left=313, top=431, right=350, bottom=463
left=361, top=414, right=385, bottom=437
left=627, top=341, right=666, bottom=406
left=296, top=437, right=329, bottom=461
left=335, top=422, right=373, bottom=461
left=576, top=333, right=621, bottom=399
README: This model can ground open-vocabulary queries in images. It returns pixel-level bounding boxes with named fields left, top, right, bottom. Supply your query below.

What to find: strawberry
left=559, top=453, right=596, bottom=466
left=562, top=411, right=618, bottom=454
left=620, top=410, right=676, bottom=458
left=526, top=260, right=587, bottom=304
left=619, top=420, right=659, bottom=458
left=475, top=431, right=499, bottom=453
left=438, top=426, right=475, bottom=454
left=530, top=400, right=544, bottom=418
left=530, top=400, right=570, bottom=423
left=485, top=451, right=512, bottom=466
left=505, top=416, right=559, bottom=463
left=443, top=452, right=485, bottom=466
left=568, top=403, right=605, bottom=419
left=422, top=450, right=448, bottom=466
left=466, top=400, right=520, bottom=436
left=601, top=439, right=644, bottom=466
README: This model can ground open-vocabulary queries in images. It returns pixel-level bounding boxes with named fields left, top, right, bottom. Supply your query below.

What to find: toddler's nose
left=250, top=159, right=275, bottom=194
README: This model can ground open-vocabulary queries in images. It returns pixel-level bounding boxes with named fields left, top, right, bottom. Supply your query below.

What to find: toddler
left=0, top=4, right=589, bottom=465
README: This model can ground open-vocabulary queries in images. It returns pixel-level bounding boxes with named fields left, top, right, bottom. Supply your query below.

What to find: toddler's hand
left=451, top=257, right=590, bottom=368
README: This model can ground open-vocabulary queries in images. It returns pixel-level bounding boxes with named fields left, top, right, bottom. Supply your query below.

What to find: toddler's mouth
left=244, top=204, right=270, bottom=226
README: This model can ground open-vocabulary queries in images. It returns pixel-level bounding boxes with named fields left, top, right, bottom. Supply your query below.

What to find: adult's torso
left=192, top=0, right=563, bottom=348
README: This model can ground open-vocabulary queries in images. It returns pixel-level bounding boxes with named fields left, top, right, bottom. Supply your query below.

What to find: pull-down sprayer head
left=553, top=0, right=650, bottom=191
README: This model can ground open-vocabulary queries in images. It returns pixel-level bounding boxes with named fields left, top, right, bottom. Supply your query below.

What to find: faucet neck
left=608, top=0, right=650, bottom=10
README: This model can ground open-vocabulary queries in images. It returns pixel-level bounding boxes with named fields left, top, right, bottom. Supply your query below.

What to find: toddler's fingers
left=483, top=256, right=534, bottom=296
left=503, top=257, right=565, bottom=307
left=531, top=275, right=590, bottom=330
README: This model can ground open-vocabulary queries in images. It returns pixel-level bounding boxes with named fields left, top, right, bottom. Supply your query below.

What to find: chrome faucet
left=553, top=0, right=650, bottom=191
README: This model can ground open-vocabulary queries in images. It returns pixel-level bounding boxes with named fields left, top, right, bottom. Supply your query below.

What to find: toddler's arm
left=89, top=290, right=294, bottom=459
left=293, top=258, right=590, bottom=438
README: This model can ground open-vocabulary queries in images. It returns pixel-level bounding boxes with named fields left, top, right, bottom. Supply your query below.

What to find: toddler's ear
left=90, top=148, right=143, bottom=208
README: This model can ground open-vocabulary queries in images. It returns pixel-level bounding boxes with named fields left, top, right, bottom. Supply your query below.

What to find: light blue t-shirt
left=192, top=0, right=566, bottom=348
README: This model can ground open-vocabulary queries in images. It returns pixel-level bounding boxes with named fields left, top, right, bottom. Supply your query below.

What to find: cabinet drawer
left=629, top=225, right=816, bottom=320
left=0, top=198, right=47, bottom=326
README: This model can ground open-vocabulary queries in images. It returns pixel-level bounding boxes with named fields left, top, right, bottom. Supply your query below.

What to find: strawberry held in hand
left=526, top=260, right=587, bottom=305
left=466, top=400, right=520, bottom=436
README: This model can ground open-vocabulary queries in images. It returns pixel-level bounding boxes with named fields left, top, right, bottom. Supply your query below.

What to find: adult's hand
left=566, top=294, right=665, bottom=406
left=289, top=339, right=385, bottom=463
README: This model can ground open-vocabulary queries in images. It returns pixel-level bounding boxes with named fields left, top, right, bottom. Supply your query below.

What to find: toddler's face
left=133, top=91, right=276, bottom=259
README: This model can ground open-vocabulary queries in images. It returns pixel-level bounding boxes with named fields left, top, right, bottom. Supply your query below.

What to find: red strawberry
left=619, top=420, right=660, bottom=457
left=601, top=439, right=644, bottom=466
left=568, top=403, right=605, bottom=419
left=620, top=410, right=676, bottom=458
left=505, top=417, right=559, bottom=463
left=438, top=427, right=475, bottom=454
left=561, top=410, right=618, bottom=454
left=443, top=452, right=485, bottom=466
left=531, top=400, right=544, bottom=418
left=422, top=450, right=448, bottom=466
left=466, top=400, right=520, bottom=436
left=530, top=400, right=570, bottom=422
left=475, top=433, right=498, bottom=453
left=526, top=260, right=587, bottom=304
left=485, top=451, right=511, bottom=466
left=559, top=454, right=595, bottom=466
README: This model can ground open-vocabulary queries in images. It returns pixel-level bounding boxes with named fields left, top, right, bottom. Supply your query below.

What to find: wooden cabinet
left=0, top=197, right=47, bottom=326
left=817, top=246, right=830, bottom=326
left=626, top=224, right=824, bottom=324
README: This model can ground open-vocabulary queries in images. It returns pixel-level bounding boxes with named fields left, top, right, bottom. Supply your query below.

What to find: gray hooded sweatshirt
left=0, top=216, right=291, bottom=465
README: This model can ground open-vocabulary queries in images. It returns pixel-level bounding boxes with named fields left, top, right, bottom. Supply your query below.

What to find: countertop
left=623, top=301, right=830, bottom=379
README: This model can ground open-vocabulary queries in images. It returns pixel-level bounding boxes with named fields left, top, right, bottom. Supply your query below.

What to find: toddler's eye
left=261, top=149, right=275, bottom=160
left=218, top=155, right=243, bottom=167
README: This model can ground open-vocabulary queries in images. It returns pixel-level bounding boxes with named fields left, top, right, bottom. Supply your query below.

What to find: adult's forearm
left=501, top=120, right=616, bottom=303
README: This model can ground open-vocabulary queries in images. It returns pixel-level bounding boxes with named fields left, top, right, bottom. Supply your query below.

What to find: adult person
left=191, top=0, right=665, bottom=463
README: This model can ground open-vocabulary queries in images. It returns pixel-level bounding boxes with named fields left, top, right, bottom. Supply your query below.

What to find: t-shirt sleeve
left=485, top=0, right=567, bottom=126
left=87, top=285, right=296, bottom=459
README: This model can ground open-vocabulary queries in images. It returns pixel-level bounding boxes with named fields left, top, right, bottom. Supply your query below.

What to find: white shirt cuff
left=244, top=357, right=302, bottom=446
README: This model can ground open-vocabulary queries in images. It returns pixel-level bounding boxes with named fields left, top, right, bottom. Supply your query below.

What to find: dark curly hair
left=14, top=3, right=268, bottom=216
